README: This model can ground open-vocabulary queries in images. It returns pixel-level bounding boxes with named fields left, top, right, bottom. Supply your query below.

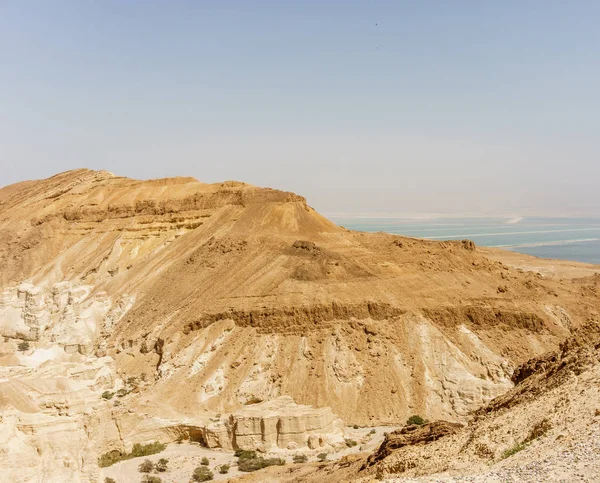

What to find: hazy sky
left=1, top=1, right=599, bottom=216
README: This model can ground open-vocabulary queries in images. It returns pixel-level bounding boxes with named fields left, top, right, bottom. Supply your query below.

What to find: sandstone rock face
left=227, top=396, right=344, bottom=451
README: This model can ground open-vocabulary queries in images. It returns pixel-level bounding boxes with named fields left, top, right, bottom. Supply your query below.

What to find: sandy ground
left=100, top=425, right=397, bottom=483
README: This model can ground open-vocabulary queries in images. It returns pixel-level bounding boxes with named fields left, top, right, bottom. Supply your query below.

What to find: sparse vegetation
left=104, top=478, right=116, bottom=483
left=17, top=341, right=30, bottom=351
left=218, top=464, right=230, bottom=474
left=131, top=442, right=167, bottom=458
left=345, top=438, right=358, bottom=447
left=101, top=391, right=114, bottom=400
left=138, top=459, right=154, bottom=473
left=501, top=441, right=528, bottom=459
left=293, top=454, right=308, bottom=464
left=234, top=449, right=256, bottom=459
left=98, top=441, right=166, bottom=468
left=317, top=452, right=328, bottom=462
left=201, top=456, right=210, bottom=466
left=353, top=424, right=359, bottom=429
left=406, top=415, right=426, bottom=426
left=236, top=453, right=285, bottom=473
left=116, top=388, right=129, bottom=397
left=191, top=465, right=214, bottom=481
left=141, top=476, right=161, bottom=483
left=369, top=429, right=376, bottom=435
left=155, top=458, right=168, bottom=472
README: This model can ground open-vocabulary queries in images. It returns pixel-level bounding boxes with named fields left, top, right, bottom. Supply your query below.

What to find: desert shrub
left=501, top=442, right=528, bottom=459
left=104, top=478, right=116, bottom=483
left=98, top=451, right=123, bottom=468
left=138, top=459, right=154, bottom=473
left=141, top=476, right=161, bottom=483
left=317, top=452, right=328, bottom=462
left=218, top=464, right=230, bottom=474
left=525, top=419, right=552, bottom=442
left=345, top=439, right=358, bottom=448
left=200, top=456, right=210, bottom=466
left=116, top=388, right=128, bottom=397
left=99, top=442, right=166, bottom=468
left=474, top=442, right=494, bottom=459
left=234, top=449, right=256, bottom=460
left=353, top=424, right=359, bottom=429
left=17, top=341, right=30, bottom=351
left=293, top=454, right=308, bottom=463
left=131, top=442, right=166, bottom=458
left=101, top=391, right=114, bottom=400
left=406, top=415, right=426, bottom=426
left=127, top=376, right=139, bottom=387
left=191, top=466, right=214, bottom=481
left=237, top=456, right=285, bottom=472
left=369, top=429, right=376, bottom=435
left=155, top=458, right=168, bottom=472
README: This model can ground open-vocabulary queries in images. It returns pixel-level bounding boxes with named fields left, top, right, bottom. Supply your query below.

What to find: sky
left=1, top=1, right=599, bottom=216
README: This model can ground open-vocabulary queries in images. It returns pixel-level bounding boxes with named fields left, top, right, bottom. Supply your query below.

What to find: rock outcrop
left=215, top=396, right=344, bottom=451
left=365, top=421, right=464, bottom=466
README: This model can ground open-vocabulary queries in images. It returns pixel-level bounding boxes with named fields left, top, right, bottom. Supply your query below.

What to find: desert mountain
left=1, top=169, right=599, bottom=482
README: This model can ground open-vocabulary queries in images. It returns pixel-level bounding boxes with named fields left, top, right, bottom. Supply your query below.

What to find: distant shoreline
left=332, top=215, right=600, bottom=265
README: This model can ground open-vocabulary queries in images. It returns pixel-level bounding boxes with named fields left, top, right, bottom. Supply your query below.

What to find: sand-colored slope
left=2, top=169, right=599, bottom=425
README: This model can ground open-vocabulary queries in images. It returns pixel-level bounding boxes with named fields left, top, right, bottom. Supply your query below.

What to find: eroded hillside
left=1, top=169, right=599, bottom=482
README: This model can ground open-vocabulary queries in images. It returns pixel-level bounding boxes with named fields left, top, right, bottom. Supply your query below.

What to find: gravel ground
left=387, top=428, right=600, bottom=483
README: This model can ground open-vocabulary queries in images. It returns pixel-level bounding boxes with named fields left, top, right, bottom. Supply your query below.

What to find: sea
left=328, top=216, right=600, bottom=265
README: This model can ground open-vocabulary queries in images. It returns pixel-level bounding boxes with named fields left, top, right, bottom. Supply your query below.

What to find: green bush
left=138, top=459, right=154, bottom=473
left=345, top=439, right=358, bottom=448
left=317, top=453, right=328, bottom=462
left=98, top=442, right=167, bottom=468
left=201, top=456, right=210, bottom=466
left=218, top=464, right=230, bottom=474
left=98, top=451, right=123, bottom=468
left=155, top=458, right=168, bottom=472
left=293, top=454, right=308, bottom=464
left=234, top=449, right=256, bottom=460
left=131, top=442, right=166, bottom=458
left=406, top=415, right=426, bottom=426
left=237, top=456, right=285, bottom=472
left=17, top=341, right=30, bottom=351
left=191, top=466, right=214, bottom=482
